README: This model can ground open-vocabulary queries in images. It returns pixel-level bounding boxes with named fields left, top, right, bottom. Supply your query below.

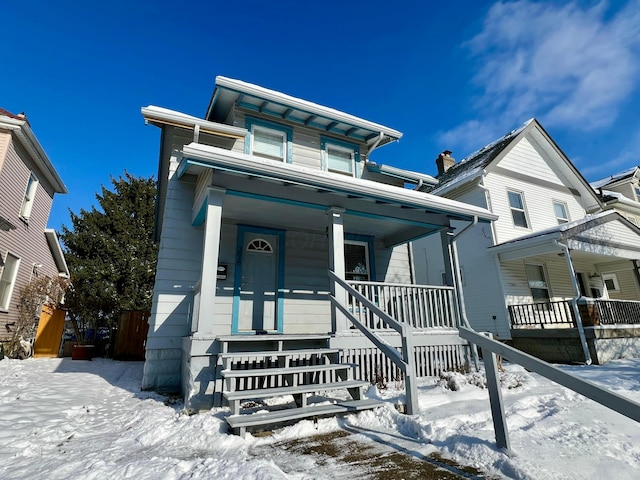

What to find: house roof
left=364, top=161, right=438, bottom=187
left=427, top=120, right=532, bottom=195
left=591, top=166, right=640, bottom=189
left=0, top=108, right=67, bottom=194
left=205, top=76, right=403, bottom=148
left=487, top=211, right=640, bottom=262
left=426, top=118, right=602, bottom=212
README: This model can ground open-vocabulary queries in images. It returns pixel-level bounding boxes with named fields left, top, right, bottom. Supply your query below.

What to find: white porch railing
left=329, top=270, right=420, bottom=415
left=347, top=281, right=459, bottom=330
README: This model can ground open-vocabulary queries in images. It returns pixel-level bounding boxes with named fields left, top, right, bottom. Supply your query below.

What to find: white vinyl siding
left=0, top=252, right=20, bottom=311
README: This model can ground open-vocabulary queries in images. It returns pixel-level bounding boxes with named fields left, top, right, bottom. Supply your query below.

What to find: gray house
left=141, top=77, right=495, bottom=433
left=0, top=108, right=68, bottom=340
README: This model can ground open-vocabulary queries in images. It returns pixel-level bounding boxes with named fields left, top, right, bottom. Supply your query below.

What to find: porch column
left=327, top=207, right=347, bottom=333
left=440, top=230, right=454, bottom=286
left=557, top=242, right=592, bottom=365
left=194, top=187, right=226, bottom=336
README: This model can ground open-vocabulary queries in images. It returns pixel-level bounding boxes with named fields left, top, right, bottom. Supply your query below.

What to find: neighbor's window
left=508, top=190, right=529, bottom=228
left=345, top=240, right=370, bottom=281
left=322, top=137, right=360, bottom=177
left=553, top=201, right=569, bottom=224
left=602, top=273, right=620, bottom=292
left=20, top=172, right=39, bottom=221
left=525, top=264, right=550, bottom=303
left=635, top=187, right=640, bottom=201
left=0, top=252, right=20, bottom=310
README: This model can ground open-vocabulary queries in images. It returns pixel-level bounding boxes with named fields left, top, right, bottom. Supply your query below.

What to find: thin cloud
left=439, top=0, right=640, bottom=153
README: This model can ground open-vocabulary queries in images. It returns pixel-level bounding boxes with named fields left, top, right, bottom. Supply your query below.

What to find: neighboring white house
left=592, top=166, right=640, bottom=227
left=140, top=76, right=496, bottom=420
left=413, top=119, right=640, bottom=363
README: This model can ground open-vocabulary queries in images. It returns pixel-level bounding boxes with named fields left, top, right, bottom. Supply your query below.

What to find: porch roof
left=487, top=211, right=640, bottom=262
left=178, top=143, right=496, bottom=247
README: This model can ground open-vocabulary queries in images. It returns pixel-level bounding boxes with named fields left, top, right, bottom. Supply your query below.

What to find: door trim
left=232, top=225, right=286, bottom=334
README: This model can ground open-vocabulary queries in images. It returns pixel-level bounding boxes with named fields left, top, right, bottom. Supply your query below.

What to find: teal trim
left=345, top=233, right=377, bottom=281
left=245, top=116, right=293, bottom=164
left=192, top=200, right=207, bottom=226
left=176, top=158, right=190, bottom=179
left=180, top=158, right=489, bottom=223
left=343, top=208, right=441, bottom=229
left=226, top=190, right=327, bottom=211
left=320, top=136, right=362, bottom=178
left=232, top=225, right=286, bottom=334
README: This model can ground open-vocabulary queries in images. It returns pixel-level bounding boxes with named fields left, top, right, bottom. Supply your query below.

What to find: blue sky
left=3, top=0, right=640, bottom=232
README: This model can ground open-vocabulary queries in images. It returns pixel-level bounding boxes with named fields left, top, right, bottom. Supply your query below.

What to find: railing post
left=483, top=332, right=511, bottom=454
left=401, top=325, right=420, bottom=415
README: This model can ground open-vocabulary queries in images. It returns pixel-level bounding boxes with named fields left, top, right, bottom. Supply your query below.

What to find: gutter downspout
left=365, top=132, right=384, bottom=160
left=449, top=216, right=480, bottom=369
left=554, top=240, right=592, bottom=365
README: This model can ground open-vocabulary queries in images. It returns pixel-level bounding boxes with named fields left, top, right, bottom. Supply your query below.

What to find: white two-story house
left=413, top=119, right=640, bottom=364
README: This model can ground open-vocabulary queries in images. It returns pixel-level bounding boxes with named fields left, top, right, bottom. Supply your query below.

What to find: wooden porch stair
left=216, top=334, right=383, bottom=436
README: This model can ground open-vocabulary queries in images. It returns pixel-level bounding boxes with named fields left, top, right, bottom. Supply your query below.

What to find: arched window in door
left=247, top=238, right=273, bottom=254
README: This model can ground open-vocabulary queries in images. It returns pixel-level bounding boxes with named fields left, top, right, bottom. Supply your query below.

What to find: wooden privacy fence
left=113, top=310, right=150, bottom=360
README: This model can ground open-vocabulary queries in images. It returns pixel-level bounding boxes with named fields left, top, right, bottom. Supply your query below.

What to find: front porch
left=508, top=298, right=640, bottom=364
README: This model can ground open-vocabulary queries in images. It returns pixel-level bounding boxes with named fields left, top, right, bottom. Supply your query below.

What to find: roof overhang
left=206, top=76, right=402, bottom=148
left=488, top=211, right=640, bottom=262
left=365, top=162, right=438, bottom=187
left=45, top=228, right=69, bottom=277
left=0, top=113, right=67, bottom=194
left=141, top=106, right=248, bottom=139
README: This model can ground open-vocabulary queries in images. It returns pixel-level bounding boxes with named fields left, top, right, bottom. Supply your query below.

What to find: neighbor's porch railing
left=347, top=281, right=459, bottom=331
left=508, top=300, right=576, bottom=328
left=509, top=298, right=640, bottom=328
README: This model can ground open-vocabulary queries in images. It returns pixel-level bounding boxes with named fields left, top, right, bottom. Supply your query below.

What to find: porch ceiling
left=179, top=144, right=496, bottom=247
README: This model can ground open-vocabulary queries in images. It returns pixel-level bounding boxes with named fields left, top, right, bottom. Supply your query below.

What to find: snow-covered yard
left=1, top=356, right=639, bottom=479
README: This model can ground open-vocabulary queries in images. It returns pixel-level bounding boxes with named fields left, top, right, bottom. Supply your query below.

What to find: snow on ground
left=1, top=357, right=639, bottom=479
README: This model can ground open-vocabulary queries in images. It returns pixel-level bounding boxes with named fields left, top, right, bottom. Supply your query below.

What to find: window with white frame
left=602, top=273, right=620, bottom=292
left=251, top=125, right=287, bottom=161
left=553, top=200, right=569, bottom=224
left=508, top=190, right=529, bottom=228
left=20, top=172, right=39, bottom=221
left=322, top=137, right=360, bottom=177
left=0, top=252, right=20, bottom=310
left=344, top=240, right=370, bottom=281
left=525, top=263, right=550, bottom=303
left=634, top=187, right=640, bottom=201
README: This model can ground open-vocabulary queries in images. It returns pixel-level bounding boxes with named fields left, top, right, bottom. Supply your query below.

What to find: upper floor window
left=634, top=187, right=640, bottom=201
left=322, top=137, right=360, bottom=177
left=20, top=172, right=39, bottom=221
left=0, top=252, right=20, bottom=311
left=245, top=117, right=292, bottom=163
left=553, top=201, right=569, bottom=224
left=507, top=189, right=529, bottom=228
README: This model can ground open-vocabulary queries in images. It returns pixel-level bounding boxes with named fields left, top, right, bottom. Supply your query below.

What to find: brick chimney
left=436, top=150, right=455, bottom=176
